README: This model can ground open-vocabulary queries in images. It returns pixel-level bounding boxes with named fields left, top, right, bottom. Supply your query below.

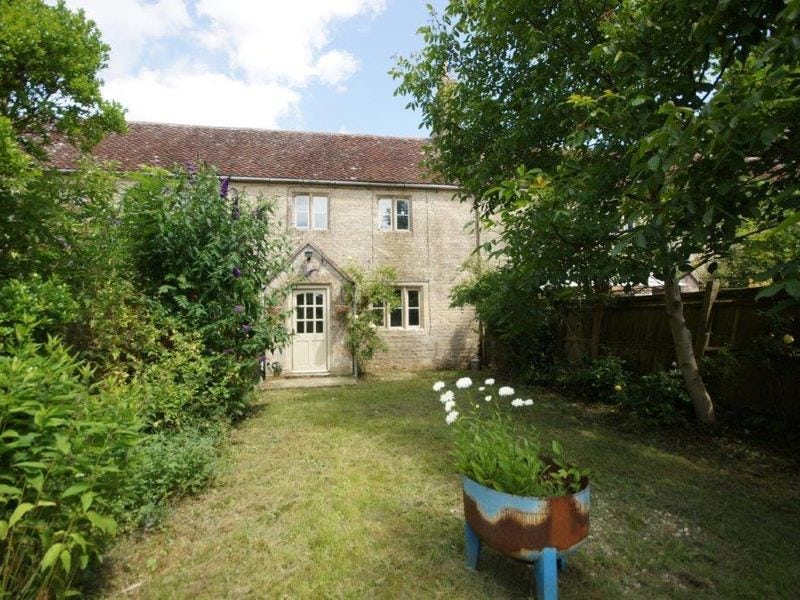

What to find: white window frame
left=377, top=197, right=411, bottom=231
left=376, top=287, right=422, bottom=329
left=295, top=194, right=329, bottom=230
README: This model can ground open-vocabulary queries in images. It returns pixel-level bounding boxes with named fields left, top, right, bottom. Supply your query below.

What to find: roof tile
left=48, top=122, right=448, bottom=186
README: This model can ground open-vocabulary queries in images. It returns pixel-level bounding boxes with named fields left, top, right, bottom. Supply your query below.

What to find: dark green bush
left=0, top=329, right=141, bottom=598
left=451, top=266, right=557, bottom=380
left=623, top=370, right=693, bottom=425
left=556, top=355, right=628, bottom=404
left=113, top=425, right=227, bottom=529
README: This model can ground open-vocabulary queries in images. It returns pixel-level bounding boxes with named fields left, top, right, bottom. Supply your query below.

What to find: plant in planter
left=433, top=377, right=590, bottom=599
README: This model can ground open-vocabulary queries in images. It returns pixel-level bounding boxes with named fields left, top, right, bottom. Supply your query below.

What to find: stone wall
left=243, top=180, right=481, bottom=375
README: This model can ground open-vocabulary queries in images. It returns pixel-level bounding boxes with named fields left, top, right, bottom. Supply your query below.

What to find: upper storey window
left=378, top=197, right=410, bottom=231
left=295, top=194, right=328, bottom=229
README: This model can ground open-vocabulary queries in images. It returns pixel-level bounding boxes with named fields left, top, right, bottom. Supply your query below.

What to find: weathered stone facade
left=243, top=181, right=481, bottom=375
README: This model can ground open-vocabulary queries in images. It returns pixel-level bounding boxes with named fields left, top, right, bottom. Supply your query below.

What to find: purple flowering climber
left=234, top=304, right=245, bottom=314
left=220, top=176, right=230, bottom=199
left=242, top=323, right=252, bottom=333
left=232, top=266, right=242, bottom=278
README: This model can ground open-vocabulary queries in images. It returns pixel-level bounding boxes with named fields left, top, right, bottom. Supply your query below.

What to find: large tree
left=395, top=0, right=800, bottom=423
left=0, top=0, right=125, bottom=278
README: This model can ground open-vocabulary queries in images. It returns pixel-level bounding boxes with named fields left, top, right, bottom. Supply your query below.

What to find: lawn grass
left=100, top=372, right=800, bottom=598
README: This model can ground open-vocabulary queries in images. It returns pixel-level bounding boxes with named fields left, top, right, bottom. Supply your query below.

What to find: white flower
left=485, top=378, right=495, bottom=385
left=524, top=399, right=534, bottom=406
left=432, top=381, right=446, bottom=392
left=445, top=411, right=459, bottom=425
left=499, top=386, right=514, bottom=397
left=511, top=398, right=525, bottom=407
left=444, top=400, right=456, bottom=412
left=456, top=377, right=473, bottom=389
left=478, top=386, right=485, bottom=391
left=484, top=395, right=492, bottom=402
left=439, top=390, right=454, bottom=403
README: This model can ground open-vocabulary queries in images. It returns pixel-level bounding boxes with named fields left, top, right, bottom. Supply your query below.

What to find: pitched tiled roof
left=48, top=121, right=451, bottom=187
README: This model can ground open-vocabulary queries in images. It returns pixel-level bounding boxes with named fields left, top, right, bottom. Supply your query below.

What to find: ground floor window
left=372, top=287, right=422, bottom=329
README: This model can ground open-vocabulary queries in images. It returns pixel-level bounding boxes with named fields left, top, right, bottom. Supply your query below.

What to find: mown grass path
left=103, top=374, right=800, bottom=599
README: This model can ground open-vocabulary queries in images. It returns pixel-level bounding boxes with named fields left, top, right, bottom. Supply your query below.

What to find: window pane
left=297, top=294, right=305, bottom=306
left=312, top=196, right=328, bottom=229
left=306, top=293, right=313, bottom=305
left=306, top=307, right=314, bottom=319
left=295, top=307, right=303, bottom=319
left=378, top=198, right=392, bottom=230
left=315, top=293, right=323, bottom=305
left=297, top=321, right=305, bottom=334
left=295, top=195, right=309, bottom=228
left=316, top=306, right=323, bottom=319
left=408, top=308, right=420, bottom=327
left=315, top=321, right=324, bottom=333
left=407, top=289, right=419, bottom=308
left=390, top=306, right=402, bottom=327
left=395, top=199, right=410, bottom=230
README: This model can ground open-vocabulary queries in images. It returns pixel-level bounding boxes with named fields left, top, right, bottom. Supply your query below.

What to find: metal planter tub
left=462, top=475, right=590, bottom=599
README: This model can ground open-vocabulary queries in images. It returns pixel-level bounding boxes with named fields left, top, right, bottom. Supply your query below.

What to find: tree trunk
left=663, top=276, right=716, bottom=424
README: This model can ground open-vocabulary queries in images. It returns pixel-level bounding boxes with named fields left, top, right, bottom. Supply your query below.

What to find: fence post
left=694, top=279, right=720, bottom=362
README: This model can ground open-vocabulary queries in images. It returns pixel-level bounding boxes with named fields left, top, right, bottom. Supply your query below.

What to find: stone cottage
left=52, top=122, right=483, bottom=376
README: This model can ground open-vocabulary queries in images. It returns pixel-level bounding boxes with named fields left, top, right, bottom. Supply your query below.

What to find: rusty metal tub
left=462, top=475, right=590, bottom=599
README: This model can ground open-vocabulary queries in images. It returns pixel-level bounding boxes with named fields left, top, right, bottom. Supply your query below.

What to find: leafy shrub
left=0, top=329, right=140, bottom=598
left=133, top=329, right=218, bottom=430
left=556, top=355, right=628, bottom=404
left=623, top=370, right=693, bottom=425
left=120, top=165, right=291, bottom=414
left=113, top=424, right=227, bottom=529
left=451, top=265, right=557, bottom=380
left=0, top=276, right=77, bottom=344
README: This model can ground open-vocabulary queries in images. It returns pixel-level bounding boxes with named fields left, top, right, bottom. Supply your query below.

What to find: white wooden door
left=291, top=289, right=327, bottom=373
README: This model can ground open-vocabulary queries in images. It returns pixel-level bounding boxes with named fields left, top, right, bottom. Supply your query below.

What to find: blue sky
left=63, top=0, right=447, bottom=137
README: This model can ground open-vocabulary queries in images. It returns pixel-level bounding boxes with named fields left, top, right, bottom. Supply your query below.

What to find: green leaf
left=0, top=520, right=7, bottom=540
left=785, top=279, right=800, bottom=298
left=81, top=492, right=94, bottom=512
left=60, top=549, right=72, bottom=574
left=85, top=511, right=117, bottom=535
left=61, top=483, right=90, bottom=498
left=9, top=502, right=34, bottom=528
left=40, top=542, right=65, bottom=572
left=0, top=484, right=21, bottom=497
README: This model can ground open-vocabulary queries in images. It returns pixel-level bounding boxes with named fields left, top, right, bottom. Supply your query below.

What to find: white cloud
left=62, top=0, right=386, bottom=126
left=105, top=70, right=300, bottom=128
left=63, top=0, right=191, bottom=76
left=195, top=0, right=384, bottom=86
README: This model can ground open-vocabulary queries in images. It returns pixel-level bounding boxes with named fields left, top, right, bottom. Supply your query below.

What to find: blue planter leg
left=533, top=547, right=558, bottom=600
left=464, top=522, right=481, bottom=569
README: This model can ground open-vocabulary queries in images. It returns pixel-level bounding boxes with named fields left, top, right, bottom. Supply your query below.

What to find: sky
left=61, top=0, right=447, bottom=137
